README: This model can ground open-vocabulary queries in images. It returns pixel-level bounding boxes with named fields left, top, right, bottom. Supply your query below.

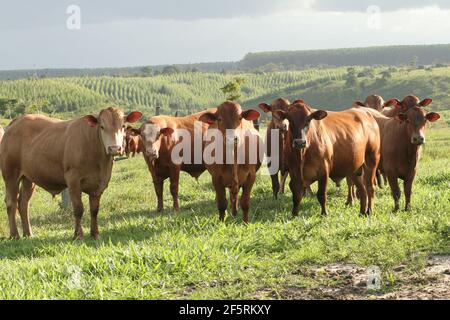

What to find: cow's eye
left=100, top=126, right=104, bottom=130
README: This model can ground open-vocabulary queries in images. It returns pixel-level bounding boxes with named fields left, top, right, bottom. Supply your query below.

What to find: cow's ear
left=420, top=98, right=433, bottom=107
left=273, top=110, right=288, bottom=120
left=199, top=112, right=218, bottom=125
left=160, top=127, right=174, bottom=136
left=242, top=109, right=260, bottom=121
left=83, top=115, right=98, bottom=127
left=258, top=103, right=271, bottom=113
left=353, top=101, right=365, bottom=107
left=384, top=99, right=400, bottom=108
left=309, top=110, right=328, bottom=121
left=126, top=111, right=142, bottom=123
left=426, top=112, right=440, bottom=122
left=396, top=113, right=408, bottom=122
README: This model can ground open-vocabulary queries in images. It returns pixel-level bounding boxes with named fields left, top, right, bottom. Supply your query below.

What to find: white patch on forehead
left=143, top=123, right=160, bottom=142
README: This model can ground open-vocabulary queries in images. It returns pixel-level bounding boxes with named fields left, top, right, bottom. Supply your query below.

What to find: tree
left=27, top=100, right=49, bottom=115
left=220, top=77, right=246, bottom=101
left=0, top=98, right=18, bottom=119
left=410, top=56, right=419, bottom=69
left=141, top=66, right=153, bottom=77
left=162, top=65, right=180, bottom=75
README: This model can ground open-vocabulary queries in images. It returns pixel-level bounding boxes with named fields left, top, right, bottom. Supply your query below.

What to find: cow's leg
left=230, top=186, right=239, bottom=217
left=212, top=176, right=227, bottom=221
left=169, top=168, right=180, bottom=212
left=18, top=177, right=35, bottom=237
left=364, top=149, right=379, bottom=215
left=152, top=178, right=164, bottom=213
left=351, top=174, right=368, bottom=215
left=4, top=179, right=20, bottom=240
left=317, top=176, right=329, bottom=216
left=279, top=172, right=289, bottom=195
left=345, top=177, right=354, bottom=206
left=376, top=170, right=383, bottom=188
left=386, top=174, right=400, bottom=212
left=67, top=181, right=84, bottom=240
left=404, top=177, right=414, bottom=212
left=240, top=173, right=256, bottom=224
left=270, top=173, right=280, bottom=199
left=289, top=175, right=302, bottom=217
left=89, top=194, right=101, bottom=240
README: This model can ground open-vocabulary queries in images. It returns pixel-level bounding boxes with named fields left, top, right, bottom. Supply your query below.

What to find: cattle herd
left=0, top=95, right=440, bottom=240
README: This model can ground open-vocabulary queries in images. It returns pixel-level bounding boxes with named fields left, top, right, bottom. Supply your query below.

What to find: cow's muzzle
left=108, top=145, right=123, bottom=156
left=293, top=139, right=307, bottom=150
left=411, top=136, right=425, bottom=145
left=146, top=149, right=159, bottom=160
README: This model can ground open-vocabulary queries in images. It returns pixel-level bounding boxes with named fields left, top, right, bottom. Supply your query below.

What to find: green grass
left=0, top=127, right=448, bottom=299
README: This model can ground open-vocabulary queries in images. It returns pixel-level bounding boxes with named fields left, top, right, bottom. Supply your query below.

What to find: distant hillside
left=239, top=44, right=450, bottom=70
left=1, top=44, right=450, bottom=80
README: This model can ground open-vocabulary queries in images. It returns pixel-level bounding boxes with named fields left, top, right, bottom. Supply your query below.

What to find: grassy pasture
left=0, top=125, right=448, bottom=299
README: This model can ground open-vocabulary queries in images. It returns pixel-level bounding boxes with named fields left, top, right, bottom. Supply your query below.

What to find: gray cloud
left=2, top=0, right=449, bottom=30
left=0, top=0, right=300, bottom=29
left=313, top=0, right=450, bottom=12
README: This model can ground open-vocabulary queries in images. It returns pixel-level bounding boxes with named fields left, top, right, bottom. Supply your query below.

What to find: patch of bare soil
left=254, top=255, right=450, bottom=300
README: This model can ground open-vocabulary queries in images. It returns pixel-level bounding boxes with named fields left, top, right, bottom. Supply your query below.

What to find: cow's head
left=274, top=100, right=327, bottom=150
left=131, top=122, right=174, bottom=161
left=199, top=101, right=260, bottom=148
left=396, top=105, right=440, bottom=146
left=258, top=98, right=290, bottom=132
left=83, top=107, right=142, bottom=156
left=364, top=95, right=385, bottom=112
left=384, top=95, right=432, bottom=113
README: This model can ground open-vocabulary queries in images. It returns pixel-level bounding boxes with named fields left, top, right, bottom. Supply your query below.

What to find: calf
left=258, top=98, right=290, bottom=198
left=275, top=100, right=380, bottom=216
left=132, top=110, right=214, bottom=212
left=0, top=107, right=142, bottom=239
left=381, top=103, right=440, bottom=211
left=199, top=102, right=262, bottom=223
left=124, top=126, right=143, bottom=157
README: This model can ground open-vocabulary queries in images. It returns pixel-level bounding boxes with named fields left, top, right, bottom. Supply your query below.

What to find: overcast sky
left=1, top=0, right=450, bottom=70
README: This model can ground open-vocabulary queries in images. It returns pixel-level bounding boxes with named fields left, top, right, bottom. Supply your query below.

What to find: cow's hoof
left=73, top=233, right=84, bottom=241
left=90, top=233, right=99, bottom=240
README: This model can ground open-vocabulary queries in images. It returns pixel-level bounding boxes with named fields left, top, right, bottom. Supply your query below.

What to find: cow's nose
left=293, top=139, right=307, bottom=150
left=412, top=136, right=425, bottom=145
left=280, top=124, right=288, bottom=132
left=146, top=149, right=158, bottom=158
left=108, top=146, right=122, bottom=155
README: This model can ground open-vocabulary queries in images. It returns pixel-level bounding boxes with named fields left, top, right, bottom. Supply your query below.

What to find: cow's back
left=307, top=108, right=379, bottom=180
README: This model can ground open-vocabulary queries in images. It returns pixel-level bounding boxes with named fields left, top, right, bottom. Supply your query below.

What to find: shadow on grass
left=0, top=183, right=349, bottom=260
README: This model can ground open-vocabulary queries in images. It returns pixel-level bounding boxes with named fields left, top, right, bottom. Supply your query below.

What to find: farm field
left=0, top=124, right=448, bottom=299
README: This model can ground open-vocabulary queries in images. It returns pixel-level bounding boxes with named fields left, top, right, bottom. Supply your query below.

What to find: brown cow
left=0, top=107, right=142, bottom=240
left=124, top=126, right=143, bottom=157
left=364, top=95, right=385, bottom=112
left=382, top=95, right=432, bottom=117
left=381, top=102, right=440, bottom=211
left=275, top=100, right=380, bottom=216
left=199, top=102, right=262, bottom=223
left=0, top=125, right=4, bottom=143
left=132, top=110, right=214, bottom=212
left=258, top=98, right=290, bottom=198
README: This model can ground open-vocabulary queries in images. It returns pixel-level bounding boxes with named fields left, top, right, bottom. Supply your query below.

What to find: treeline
left=2, top=44, right=450, bottom=80
left=240, top=44, right=450, bottom=70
